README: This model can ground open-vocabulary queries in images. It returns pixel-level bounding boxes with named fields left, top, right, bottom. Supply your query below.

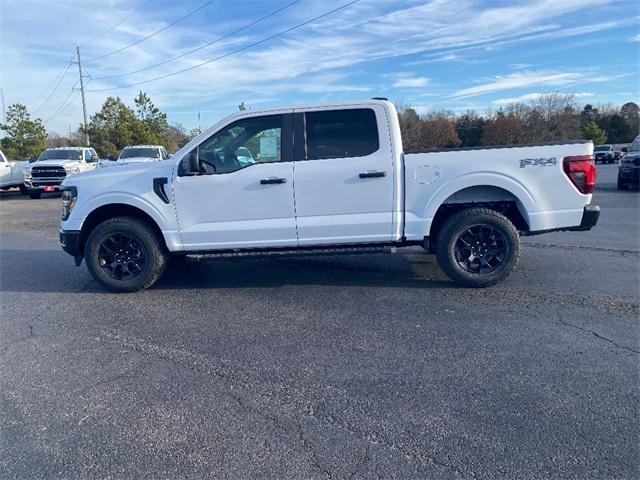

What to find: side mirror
left=28, top=156, right=36, bottom=163
left=621, top=147, right=628, bottom=153
left=178, top=152, right=199, bottom=176
left=88, top=154, right=99, bottom=162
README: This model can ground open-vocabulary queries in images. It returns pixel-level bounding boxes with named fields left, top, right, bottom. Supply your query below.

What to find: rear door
left=292, top=105, right=395, bottom=245
left=173, top=111, right=297, bottom=250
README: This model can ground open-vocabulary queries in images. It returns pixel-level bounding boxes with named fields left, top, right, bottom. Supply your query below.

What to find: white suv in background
left=24, top=147, right=99, bottom=199
left=117, top=145, right=170, bottom=164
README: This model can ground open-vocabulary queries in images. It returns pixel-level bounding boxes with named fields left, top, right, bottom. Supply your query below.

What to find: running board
left=184, top=245, right=398, bottom=262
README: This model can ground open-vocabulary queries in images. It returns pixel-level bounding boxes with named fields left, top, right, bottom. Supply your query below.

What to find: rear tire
left=85, top=216, right=167, bottom=292
left=436, top=208, right=520, bottom=288
left=29, top=191, right=41, bottom=199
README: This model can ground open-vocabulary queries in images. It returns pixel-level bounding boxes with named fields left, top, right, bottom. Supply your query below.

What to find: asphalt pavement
left=1, top=163, right=638, bottom=479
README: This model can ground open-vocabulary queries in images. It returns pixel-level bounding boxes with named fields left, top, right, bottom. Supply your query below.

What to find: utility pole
left=197, top=109, right=201, bottom=134
left=76, top=46, right=90, bottom=146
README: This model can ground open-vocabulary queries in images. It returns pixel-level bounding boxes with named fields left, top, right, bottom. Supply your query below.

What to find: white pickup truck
left=59, top=100, right=599, bottom=292
left=24, top=147, right=99, bottom=199
left=0, top=149, right=27, bottom=194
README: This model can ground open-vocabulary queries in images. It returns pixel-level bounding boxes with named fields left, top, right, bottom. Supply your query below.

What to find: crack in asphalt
left=555, top=311, right=640, bottom=355
left=102, top=329, right=465, bottom=478
left=524, top=242, right=639, bottom=256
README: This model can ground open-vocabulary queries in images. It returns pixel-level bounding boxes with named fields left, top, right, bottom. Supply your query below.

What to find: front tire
left=617, top=175, right=627, bottom=190
left=436, top=208, right=520, bottom=288
left=85, top=217, right=167, bottom=292
left=19, top=185, right=28, bottom=195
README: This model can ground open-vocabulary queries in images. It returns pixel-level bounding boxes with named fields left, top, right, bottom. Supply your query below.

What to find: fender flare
left=422, top=172, right=536, bottom=236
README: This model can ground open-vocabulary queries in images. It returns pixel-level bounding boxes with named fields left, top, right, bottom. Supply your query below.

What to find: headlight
left=61, top=187, right=78, bottom=221
left=65, top=166, right=81, bottom=175
left=23, top=167, right=31, bottom=175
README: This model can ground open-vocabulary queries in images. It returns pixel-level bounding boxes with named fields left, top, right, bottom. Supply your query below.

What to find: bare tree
left=482, top=112, right=524, bottom=145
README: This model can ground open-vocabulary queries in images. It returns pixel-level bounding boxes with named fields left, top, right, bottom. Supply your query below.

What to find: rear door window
left=304, top=109, right=379, bottom=160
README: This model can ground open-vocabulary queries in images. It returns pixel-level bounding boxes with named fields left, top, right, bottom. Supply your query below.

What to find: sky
left=0, top=0, right=638, bottom=135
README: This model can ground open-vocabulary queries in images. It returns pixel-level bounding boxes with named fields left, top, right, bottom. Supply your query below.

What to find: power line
left=84, top=0, right=219, bottom=63
left=32, top=61, right=73, bottom=114
left=79, top=0, right=153, bottom=48
left=42, top=81, right=82, bottom=124
left=27, top=54, right=74, bottom=107
left=86, top=0, right=360, bottom=92
left=93, top=0, right=304, bottom=80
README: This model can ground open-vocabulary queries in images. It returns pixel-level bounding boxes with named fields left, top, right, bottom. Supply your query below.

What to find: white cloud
left=452, top=70, right=614, bottom=99
left=492, top=91, right=595, bottom=105
left=628, top=33, right=640, bottom=42
left=392, top=74, right=430, bottom=88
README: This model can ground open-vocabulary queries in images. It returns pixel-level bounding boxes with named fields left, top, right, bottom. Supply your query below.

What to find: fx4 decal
left=520, top=157, right=557, bottom=168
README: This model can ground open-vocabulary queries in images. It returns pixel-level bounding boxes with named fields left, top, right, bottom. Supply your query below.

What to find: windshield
left=630, top=136, right=640, bottom=153
left=38, top=149, right=83, bottom=161
left=119, top=148, right=159, bottom=159
left=594, top=146, right=610, bottom=152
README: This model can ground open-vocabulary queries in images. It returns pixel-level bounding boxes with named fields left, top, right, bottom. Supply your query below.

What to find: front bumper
left=25, top=177, right=64, bottom=191
left=59, top=228, right=82, bottom=259
left=618, top=167, right=640, bottom=184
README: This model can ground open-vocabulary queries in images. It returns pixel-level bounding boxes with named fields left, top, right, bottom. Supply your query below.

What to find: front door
left=292, top=106, right=395, bottom=245
left=0, top=152, right=11, bottom=185
left=173, top=112, right=297, bottom=250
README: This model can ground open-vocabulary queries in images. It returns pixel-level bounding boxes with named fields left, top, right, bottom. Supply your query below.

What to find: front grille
left=31, top=166, right=67, bottom=178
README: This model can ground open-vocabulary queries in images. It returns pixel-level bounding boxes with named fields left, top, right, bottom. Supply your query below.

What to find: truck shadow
left=0, top=248, right=455, bottom=293
left=155, top=253, right=455, bottom=291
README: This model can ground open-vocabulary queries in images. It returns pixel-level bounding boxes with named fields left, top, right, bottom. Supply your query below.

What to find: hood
left=117, top=156, right=159, bottom=163
left=32, top=159, right=83, bottom=168
left=62, top=160, right=175, bottom=189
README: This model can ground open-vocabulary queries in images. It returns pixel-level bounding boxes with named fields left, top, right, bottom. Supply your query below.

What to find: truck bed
left=401, top=140, right=594, bottom=240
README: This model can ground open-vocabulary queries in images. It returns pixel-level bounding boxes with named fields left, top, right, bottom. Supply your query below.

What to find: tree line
left=0, top=91, right=200, bottom=159
left=1, top=91, right=638, bottom=160
left=398, top=93, right=639, bottom=151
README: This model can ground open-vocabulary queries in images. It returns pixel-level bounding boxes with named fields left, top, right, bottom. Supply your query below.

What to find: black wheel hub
left=454, top=225, right=508, bottom=274
left=98, top=233, right=146, bottom=281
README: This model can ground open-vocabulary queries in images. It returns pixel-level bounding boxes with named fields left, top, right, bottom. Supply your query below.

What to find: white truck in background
left=99, top=145, right=170, bottom=168
left=59, top=99, right=599, bottom=292
left=24, top=147, right=99, bottom=198
left=0, top=149, right=27, bottom=194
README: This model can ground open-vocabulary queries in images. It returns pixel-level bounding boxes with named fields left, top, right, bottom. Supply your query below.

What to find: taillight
left=563, top=155, right=596, bottom=194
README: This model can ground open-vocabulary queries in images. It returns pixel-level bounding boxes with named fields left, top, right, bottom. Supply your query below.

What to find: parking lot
left=0, top=163, right=638, bottom=478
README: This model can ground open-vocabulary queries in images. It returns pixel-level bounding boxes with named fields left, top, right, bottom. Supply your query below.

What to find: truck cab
left=59, top=100, right=598, bottom=292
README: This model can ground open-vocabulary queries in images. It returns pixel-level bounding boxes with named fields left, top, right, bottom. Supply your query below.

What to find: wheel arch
left=425, top=181, right=532, bottom=251
left=79, top=203, right=167, bottom=256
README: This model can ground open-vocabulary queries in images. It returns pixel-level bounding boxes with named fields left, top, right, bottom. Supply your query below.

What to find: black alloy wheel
left=454, top=225, right=508, bottom=274
left=98, top=232, right=147, bottom=280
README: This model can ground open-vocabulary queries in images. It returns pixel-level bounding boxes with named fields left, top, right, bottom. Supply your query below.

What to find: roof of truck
left=122, top=145, right=164, bottom=149
left=46, top=146, right=91, bottom=150
left=233, top=98, right=392, bottom=116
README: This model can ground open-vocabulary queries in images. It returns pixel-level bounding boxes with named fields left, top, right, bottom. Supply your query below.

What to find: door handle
left=359, top=170, right=386, bottom=179
left=260, top=177, right=287, bottom=185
